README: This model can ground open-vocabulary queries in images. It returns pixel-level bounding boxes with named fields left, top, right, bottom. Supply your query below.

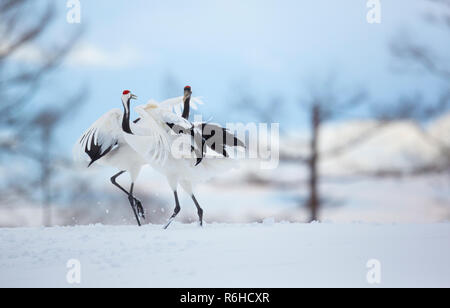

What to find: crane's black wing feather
left=80, top=128, right=117, bottom=167
left=165, top=122, right=245, bottom=166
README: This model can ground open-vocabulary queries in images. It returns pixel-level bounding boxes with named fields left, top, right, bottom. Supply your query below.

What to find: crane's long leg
left=192, top=194, right=204, bottom=227
left=163, top=191, right=181, bottom=229
left=128, top=183, right=142, bottom=226
left=110, top=171, right=127, bottom=194
left=110, top=171, right=145, bottom=219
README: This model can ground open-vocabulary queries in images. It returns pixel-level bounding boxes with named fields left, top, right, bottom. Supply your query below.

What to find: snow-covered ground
left=1, top=223, right=449, bottom=287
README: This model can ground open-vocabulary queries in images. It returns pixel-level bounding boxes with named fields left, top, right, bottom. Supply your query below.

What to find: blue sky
left=21, top=0, right=449, bottom=151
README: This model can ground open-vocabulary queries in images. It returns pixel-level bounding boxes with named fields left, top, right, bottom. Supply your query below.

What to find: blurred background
left=0, top=0, right=449, bottom=227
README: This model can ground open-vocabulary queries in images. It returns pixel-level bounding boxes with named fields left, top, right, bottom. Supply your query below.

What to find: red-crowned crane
left=73, top=90, right=148, bottom=226
left=124, top=86, right=245, bottom=229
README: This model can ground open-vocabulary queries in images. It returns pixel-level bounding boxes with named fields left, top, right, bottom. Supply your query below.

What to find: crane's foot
left=197, top=207, right=203, bottom=227
left=128, top=196, right=142, bottom=227
left=163, top=217, right=175, bottom=229
left=134, top=199, right=145, bottom=220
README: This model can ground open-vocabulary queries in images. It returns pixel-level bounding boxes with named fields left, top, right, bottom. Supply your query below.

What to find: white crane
left=124, top=86, right=245, bottom=229
left=73, top=90, right=148, bottom=226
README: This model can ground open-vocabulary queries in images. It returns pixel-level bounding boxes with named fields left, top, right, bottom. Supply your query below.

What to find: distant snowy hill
left=281, top=113, right=450, bottom=175
left=429, top=113, right=450, bottom=144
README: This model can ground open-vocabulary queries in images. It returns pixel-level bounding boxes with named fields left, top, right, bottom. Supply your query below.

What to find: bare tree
left=29, top=93, right=86, bottom=226
left=379, top=0, right=450, bottom=176
left=0, top=0, right=83, bottom=226
left=299, top=78, right=375, bottom=221
left=299, top=0, right=450, bottom=220
left=232, top=78, right=383, bottom=222
left=300, top=0, right=450, bottom=220
left=0, top=1, right=81, bottom=126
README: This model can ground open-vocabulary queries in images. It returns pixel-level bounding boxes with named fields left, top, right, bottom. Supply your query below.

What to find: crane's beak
left=131, top=94, right=138, bottom=100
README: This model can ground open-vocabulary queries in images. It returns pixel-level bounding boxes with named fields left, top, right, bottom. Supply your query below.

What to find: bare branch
left=0, top=3, right=54, bottom=59
left=391, top=40, right=450, bottom=80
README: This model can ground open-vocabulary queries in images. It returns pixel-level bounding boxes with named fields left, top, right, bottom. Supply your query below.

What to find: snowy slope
left=0, top=223, right=449, bottom=287
left=281, top=113, right=450, bottom=175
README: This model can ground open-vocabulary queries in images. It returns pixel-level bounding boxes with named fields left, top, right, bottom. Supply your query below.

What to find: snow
left=1, top=223, right=449, bottom=287
left=282, top=115, right=450, bottom=175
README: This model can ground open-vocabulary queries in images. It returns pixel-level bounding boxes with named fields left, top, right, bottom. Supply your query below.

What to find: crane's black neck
left=122, top=98, right=133, bottom=134
left=182, top=96, right=191, bottom=120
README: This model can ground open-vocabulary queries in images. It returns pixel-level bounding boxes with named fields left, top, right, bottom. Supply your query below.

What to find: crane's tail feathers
left=197, top=123, right=246, bottom=159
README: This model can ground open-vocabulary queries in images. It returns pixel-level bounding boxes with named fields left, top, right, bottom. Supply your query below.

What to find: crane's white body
left=96, top=138, right=146, bottom=182
left=123, top=100, right=238, bottom=195
left=73, top=108, right=147, bottom=182
left=72, top=96, right=202, bottom=182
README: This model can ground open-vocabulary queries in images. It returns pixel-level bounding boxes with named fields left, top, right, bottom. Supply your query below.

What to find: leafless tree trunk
left=297, top=78, right=375, bottom=222
left=41, top=126, right=52, bottom=226
left=307, top=105, right=320, bottom=221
